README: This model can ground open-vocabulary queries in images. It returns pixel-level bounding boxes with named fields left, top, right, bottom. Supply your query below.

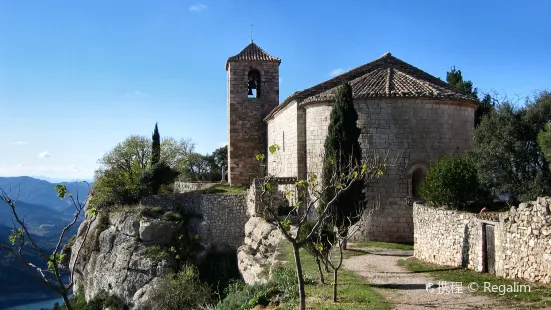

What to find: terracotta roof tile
left=265, top=52, right=478, bottom=120
left=226, top=42, right=281, bottom=70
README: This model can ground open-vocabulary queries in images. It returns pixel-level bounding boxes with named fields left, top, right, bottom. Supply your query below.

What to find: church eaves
left=226, top=42, right=281, bottom=70
left=264, top=52, right=479, bottom=121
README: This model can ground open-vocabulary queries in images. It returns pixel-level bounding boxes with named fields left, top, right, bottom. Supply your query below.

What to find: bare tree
left=0, top=183, right=97, bottom=310
left=256, top=144, right=392, bottom=310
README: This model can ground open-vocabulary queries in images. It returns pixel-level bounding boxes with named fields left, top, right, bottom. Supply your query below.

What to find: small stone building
left=226, top=41, right=479, bottom=243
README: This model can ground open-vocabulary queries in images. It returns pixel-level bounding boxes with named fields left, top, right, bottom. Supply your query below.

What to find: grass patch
left=163, top=211, right=182, bottom=222
left=275, top=242, right=391, bottom=310
left=145, top=245, right=171, bottom=262
left=399, top=257, right=551, bottom=309
left=140, top=206, right=165, bottom=218
left=350, top=241, right=413, bottom=251
left=202, top=182, right=247, bottom=195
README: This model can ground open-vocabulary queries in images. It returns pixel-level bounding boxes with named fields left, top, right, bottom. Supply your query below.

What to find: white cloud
left=126, top=90, right=150, bottom=98
left=13, top=141, right=26, bottom=145
left=17, top=163, right=24, bottom=168
left=38, top=151, right=51, bottom=159
left=329, top=68, right=346, bottom=77
left=189, top=3, right=207, bottom=12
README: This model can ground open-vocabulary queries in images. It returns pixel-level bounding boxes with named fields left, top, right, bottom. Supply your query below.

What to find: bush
left=58, top=285, right=130, bottom=310
left=146, top=264, right=212, bottom=310
left=163, top=211, right=182, bottom=222
left=419, top=154, right=490, bottom=211
left=139, top=161, right=180, bottom=195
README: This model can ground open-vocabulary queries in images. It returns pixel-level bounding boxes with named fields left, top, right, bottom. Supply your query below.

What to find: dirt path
left=343, top=245, right=511, bottom=310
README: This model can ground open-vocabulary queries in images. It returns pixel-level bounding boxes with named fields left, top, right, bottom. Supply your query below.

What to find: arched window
left=248, top=70, right=260, bottom=98
left=406, top=163, right=428, bottom=200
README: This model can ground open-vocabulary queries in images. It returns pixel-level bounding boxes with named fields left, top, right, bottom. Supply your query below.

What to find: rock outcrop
left=237, top=216, right=285, bottom=284
left=69, top=208, right=180, bottom=309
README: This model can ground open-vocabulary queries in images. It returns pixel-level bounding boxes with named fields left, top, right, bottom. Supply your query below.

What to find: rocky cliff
left=68, top=206, right=197, bottom=309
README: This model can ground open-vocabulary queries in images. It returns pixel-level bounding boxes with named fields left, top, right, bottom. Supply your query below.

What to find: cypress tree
left=320, top=81, right=364, bottom=232
left=151, top=122, right=161, bottom=166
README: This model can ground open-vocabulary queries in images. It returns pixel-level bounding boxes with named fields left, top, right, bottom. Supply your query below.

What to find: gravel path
left=343, top=245, right=511, bottom=310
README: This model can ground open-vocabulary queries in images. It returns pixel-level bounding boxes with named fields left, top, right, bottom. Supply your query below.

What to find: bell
left=248, top=88, right=253, bottom=96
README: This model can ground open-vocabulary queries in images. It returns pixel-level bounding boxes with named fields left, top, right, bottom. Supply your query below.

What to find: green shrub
left=163, top=211, right=182, bottom=222
left=145, top=245, right=171, bottom=262
left=58, top=284, right=130, bottom=310
left=419, top=154, right=490, bottom=211
left=140, top=161, right=180, bottom=195
left=146, top=264, right=212, bottom=310
left=140, top=206, right=164, bottom=218
left=213, top=282, right=276, bottom=310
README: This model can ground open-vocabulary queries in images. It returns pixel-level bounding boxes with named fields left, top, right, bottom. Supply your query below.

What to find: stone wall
left=267, top=100, right=299, bottom=177
left=173, top=182, right=218, bottom=193
left=303, top=98, right=476, bottom=243
left=414, top=199, right=551, bottom=283
left=227, top=61, right=279, bottom=186
left=141, top=193, right=248, bottom=249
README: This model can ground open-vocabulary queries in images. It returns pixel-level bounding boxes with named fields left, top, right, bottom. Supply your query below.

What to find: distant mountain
left=0, top=176, right=91, bottom=211
left=0, top=176, right=88, bottom=307
left=32, top=175, right=94, bottom=184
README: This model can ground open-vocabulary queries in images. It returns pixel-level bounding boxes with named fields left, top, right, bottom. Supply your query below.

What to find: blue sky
left=1, top=0, right=550, bottom=180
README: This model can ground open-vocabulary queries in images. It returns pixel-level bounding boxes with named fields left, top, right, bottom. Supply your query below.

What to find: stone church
left=226, top=41, right=478, bottom=243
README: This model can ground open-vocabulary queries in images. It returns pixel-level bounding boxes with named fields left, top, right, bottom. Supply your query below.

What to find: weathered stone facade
left=414, top=199, right=551, bottom=283
left=268, top=98, right=476, bottom=243
left=227, top=55, right=280, bottom=186
left=141, top=193, right=248, bottom=248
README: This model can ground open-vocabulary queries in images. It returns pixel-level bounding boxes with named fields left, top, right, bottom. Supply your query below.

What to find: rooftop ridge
left=264, top=52, right=478, bottom=120
left=226, top=42, right=281, bottom=70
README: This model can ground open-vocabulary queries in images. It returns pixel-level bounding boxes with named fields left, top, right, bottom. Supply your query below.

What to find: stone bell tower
left=226, top=41, right=281, bottom=186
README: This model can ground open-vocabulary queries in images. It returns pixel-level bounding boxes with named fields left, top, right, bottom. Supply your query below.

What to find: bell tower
left=226, top=42, right=281, bottom=186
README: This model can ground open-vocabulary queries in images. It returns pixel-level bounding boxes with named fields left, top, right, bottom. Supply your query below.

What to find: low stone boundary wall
left=141, top=193, right=248, bottom=249
left=173, top=182, right=218, bottom=193
left=414, top=197, right=551, bottom=283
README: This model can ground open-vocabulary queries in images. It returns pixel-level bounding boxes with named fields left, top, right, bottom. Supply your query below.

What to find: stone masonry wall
left=141, top=193, right=248, bottom=249
left=304, top=98, right=476, bottom=243
left=174, top=182, right=218, bottom=193
left=228, top=61, right=279, bottom=186
left=414, top=199, right=551, bottom=284
left=267, top=100, right=299, bottom=177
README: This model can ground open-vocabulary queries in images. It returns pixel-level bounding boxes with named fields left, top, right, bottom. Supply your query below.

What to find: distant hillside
left=0, top=176, right=91, bottom=211
left=0, top=176, right=89, bottom=308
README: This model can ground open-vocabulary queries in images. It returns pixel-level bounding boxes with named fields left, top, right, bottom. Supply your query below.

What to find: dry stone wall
left=141, top=193, right=248, bottom=249
left=414, top=198, right=551, bottom=284
left=173, top=182, right=218, bottom=193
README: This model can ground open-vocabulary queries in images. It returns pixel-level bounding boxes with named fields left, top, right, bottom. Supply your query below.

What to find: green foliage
left=446, top=66, right=478, bottom=98
left=538, top=122, right=551, bottom=171
left=47, top=253, right=65, bottom=273
left=140, top=206, right=164, bottom=218
left=151, top=123, right=161, bottom=166
left=320, top=81, right=364, bottom=230
left=419, top=154, right=490, bottom=211
left=145, top=245, right=171, bottom=262
left=201, top=182, right=247, bottom=195
left=139, top=161, right=180, bottom=195
left=8, top=228, right=23, bottom=245
left=163, top=211, right=182, bottom=221
left=147, top=264, right=212, bottom=310
left=177, top=145, right=227, bottom=182
left=213, top=266, right=311, bottom=310
left=59, top=285, right=129, bottom=310
left=90, top=135, right=192, bottom=209
left=446, top=66, right=494, bottom=127
left=471, top=92, right=551, bottom=204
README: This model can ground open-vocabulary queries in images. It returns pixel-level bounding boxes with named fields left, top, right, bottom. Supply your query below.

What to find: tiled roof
left=265, top=52, right=478, bottom=120
left=226, top=42, right=281, bottom=70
